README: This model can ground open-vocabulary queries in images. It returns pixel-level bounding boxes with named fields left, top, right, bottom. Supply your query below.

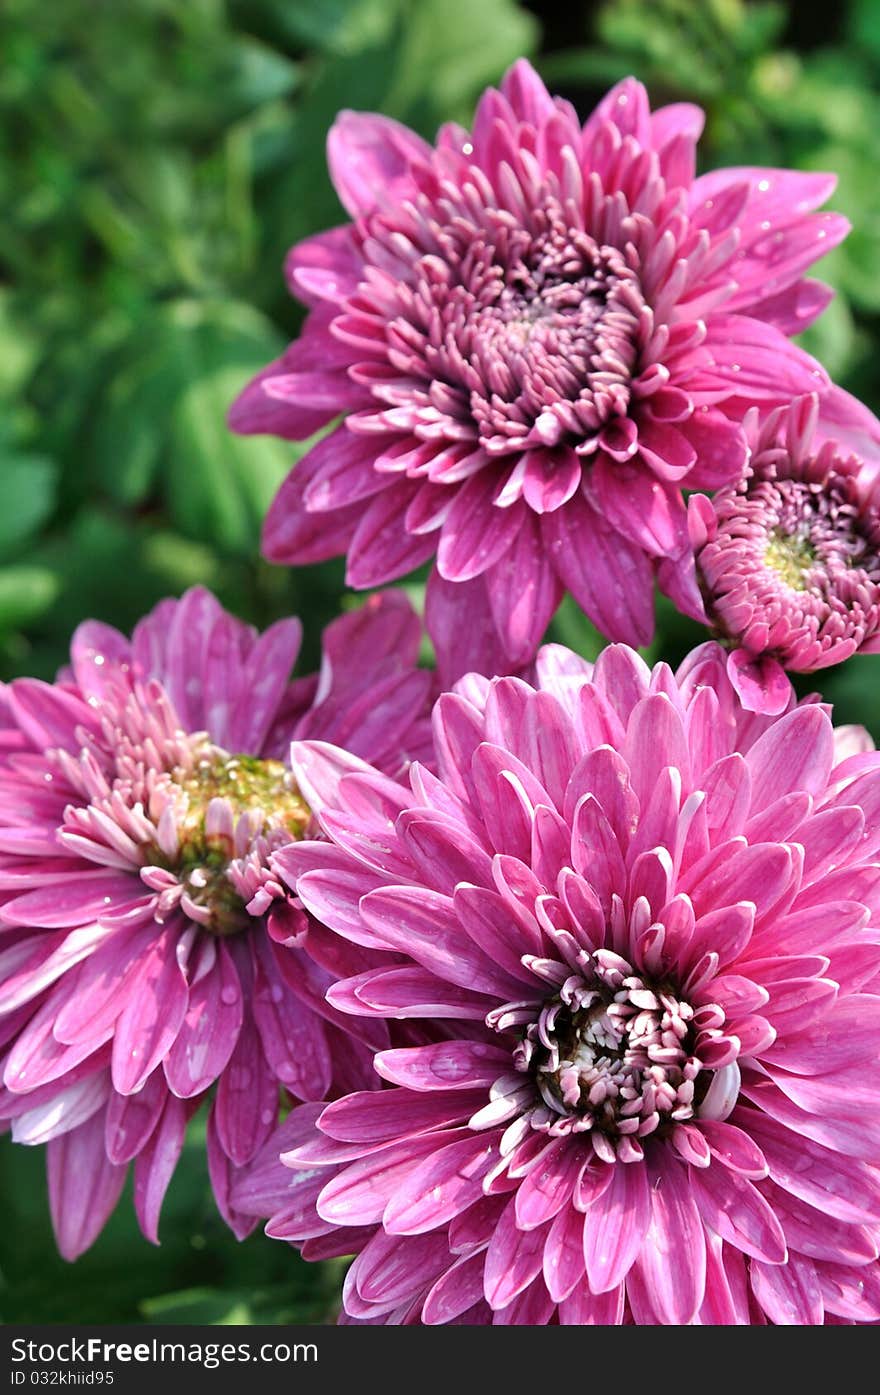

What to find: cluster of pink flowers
left=4, top=60, right=880, bottom=1326
left=0, top=587, right=433, bottom=1256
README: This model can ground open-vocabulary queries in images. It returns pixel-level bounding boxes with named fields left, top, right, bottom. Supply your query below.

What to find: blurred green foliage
left=0, top=0, right=878, bottom=1323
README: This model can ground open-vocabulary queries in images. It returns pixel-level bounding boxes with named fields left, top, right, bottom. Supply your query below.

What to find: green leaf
left=547, top=594, right=606, bottom=663
left=0, top=564, right=59, bottom=629
left=0, top=452, right=57, bottom=554
left=90, top=346, right=174, bottom=506
left=0, top=290, right=42, bottom=399
left=795, top=292, right=860, bottom=383
left=260, top=0, right=396, bottom=56
left=387, top=0, right=538, bottom=121
left=156, top=299, right=298, bottom=554
left=224, top=37, right=300, bottom=111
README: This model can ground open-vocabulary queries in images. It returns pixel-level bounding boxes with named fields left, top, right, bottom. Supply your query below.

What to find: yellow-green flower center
left=764, top=529, right=816, bottom=591
left=151, top=749, right=310, bottom=936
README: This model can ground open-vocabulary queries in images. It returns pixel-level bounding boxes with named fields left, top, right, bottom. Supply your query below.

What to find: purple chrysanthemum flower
left=692, top=390, right=880, bottom=715
left=233, top=642, right=880, bottom=1324
left=230, top=59, right=846, bottom=680
left=0, top=587, right=432, bottom=1259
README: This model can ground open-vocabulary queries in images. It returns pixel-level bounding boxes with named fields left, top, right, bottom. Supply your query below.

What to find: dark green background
left=1, top=0, right=878, bottom=1322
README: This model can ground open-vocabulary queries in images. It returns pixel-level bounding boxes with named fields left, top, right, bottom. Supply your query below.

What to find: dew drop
left=220, top=985, right=239, bottom=1006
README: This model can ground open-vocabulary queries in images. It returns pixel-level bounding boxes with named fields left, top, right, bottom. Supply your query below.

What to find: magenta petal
left=328, top=110, right=432, bottom=218
left=205, top=1107, right=259, bottom=1241
left=423, top=1252, right=488, bottom=1325
left=745, top=279, right=834, bottom=335
left=262, top=438, right=363, bottom=565
left=680, top=410, right=748, bottom=490
left=163, top=944, right=243, bottom=1098
left=52, top=925, right=155, bottom=1049
left=485, top=515, right=563, bottom=664
left=300, top=426, right=391, bottom=514
left=329, top=965, right=490, bottom=1020
left=133, top=1093, right=189, bottom=1245
left=105, top=1069, right=166, bottom=1164
left=514, top=1137, right=584, bottom=1230
left=70, top=622, right=133, bottom=701
left=582, top=1159, right=651, bottom=1293
left=47, top=1111, right=127, bottom=1261
left=9, top=678, right=97, bottom=749
left=703, top=315, right=828, bottom=401
left=543, top=1203, right=588, bottom=1302
left=228, top=355, right=336, bottom=441
left=110, top=925, right=189, bottom=1095
left=285, top=225, right=362, bottom=306
left=213, top=1012, right=278, bottom=1167
left=318, top=1087, right=487, bottom=1145
left=750, top=1254, right=823, bottom=1326
left=631, top=1149, right=706, bottom=1324
left=426, top=571, right=520, bottom=687
left=593, top=457, right=688, bottom=558
left=690, top=1161, right=787, bottom=1263
left=1, top=873, right=143, bottom=929
left=437, top=476, right=523, bottom=581
left=727, top=649, right=791, bottom=717
left=346, top=484, right=438, bottom=588
left=500, top=58, right=556, bottom=125
left=359, top=886, right=514, bottom=997
left=252, top=940, right=332, bottom=1102
left=558, top=1282, right=624, bottom=1325
left=543, top=496, right=654, bottom=646
left=374, top=1040, right=509, bottom=1093
left=483, top=1196, right=547, bottom=1309
left=521, top=448, right=582, bottom=513
left=354, top=1229, right=450, bottom=1307
left=745, top=703, right=834, bottom=811
left=384, top=1134, right=498, bottom=1235
left=316, top=1132, right=450, bottom=1227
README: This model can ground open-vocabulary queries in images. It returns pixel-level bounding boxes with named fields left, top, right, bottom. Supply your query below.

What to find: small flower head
left=694, top=392, right=880, bottom=714
left=0, top=587, right=432, bottom=1258
left=230, top=60, right=845, bottom=679
left=234, top=642, right=880, bottom=1325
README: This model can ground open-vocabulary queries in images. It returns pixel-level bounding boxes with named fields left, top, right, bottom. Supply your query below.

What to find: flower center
left=516, top=950, right=702, bottom=1143
left=56, top=682, right=310, bottom=938
left=372, top=198, right=644, bottom=457
left=151, top=748, right=310, bottom=936
left=763, top=528, right=817, bottom=591
left=698, top=463, right=880, bottom=665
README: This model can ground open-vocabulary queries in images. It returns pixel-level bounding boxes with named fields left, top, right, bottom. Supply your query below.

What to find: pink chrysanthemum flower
left=0, top=587, right=432, bottom=1259
left=230, top=59, right=846, bottom=679
left=233, top=642, right=880, bottom=1324
left=692, top=391, right=880, bottom=715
